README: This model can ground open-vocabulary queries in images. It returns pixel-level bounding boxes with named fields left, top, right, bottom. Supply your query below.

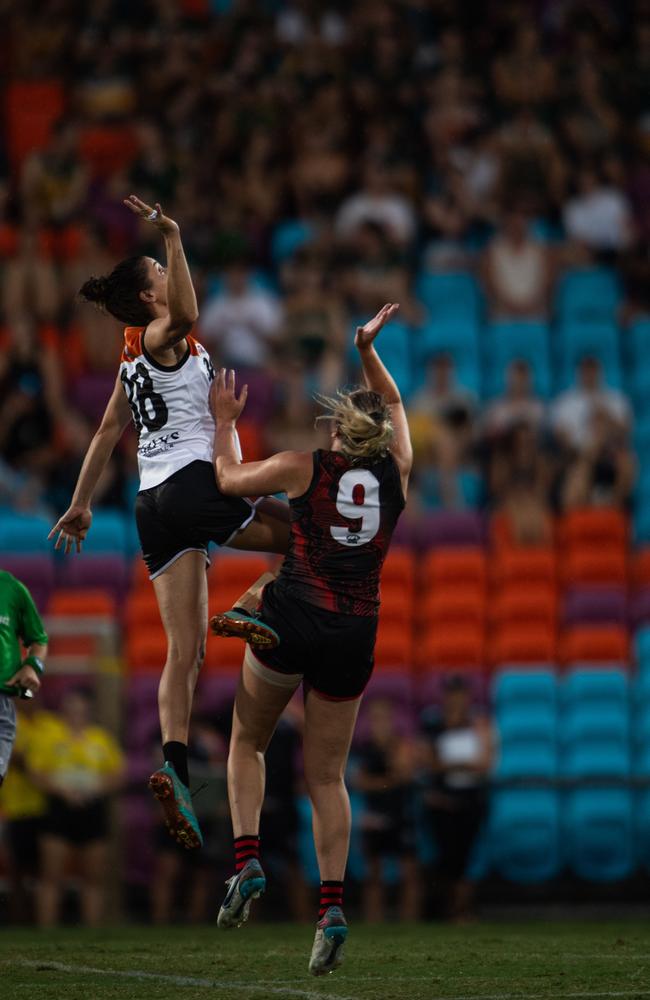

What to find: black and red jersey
left=275, top=449, right=405, bottom=617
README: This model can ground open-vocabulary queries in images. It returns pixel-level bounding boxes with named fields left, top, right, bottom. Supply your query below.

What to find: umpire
left=0, top=569, right=48, bottom=785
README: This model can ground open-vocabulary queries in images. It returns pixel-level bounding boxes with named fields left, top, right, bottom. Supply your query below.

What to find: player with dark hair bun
left=50, top=196, right=289, bottom=853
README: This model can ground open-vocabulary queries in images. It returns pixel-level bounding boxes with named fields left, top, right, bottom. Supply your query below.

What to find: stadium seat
left=349, top=318, right=412, bottom=398
left=70, top=372, right=116, bottom=424
left=556, top=267, right=621, bottom=325
left=559, top=508, right=628, bottom=548
left=421, top=586, right=486, bottom=629
left=490, top=625, right=556, bottom=666
left=495, top=740, right=557, bottom=782
left=634, top=505, right=650, bottom=545
left=493, top=668, right=557, bottom=711
left=555, top=320, right=622, bottom=390
left=635, top=625, right=650, bottom=668
left=203, top=635, right=246, bottom=671
left=421, top=548, right=486, bottom=588
left=0, top=553, right=55, bottom=611
left=493, top=548, right=556, bottom=588
left=6, top=80, right=65, bottom=166
left=498, top=704, right=556, bottom=743
left=126, top=631, right=168, bottom=671
left=562, top=547, right=627, bottom=586
left=124, top=591, right=162, bottom=633
left=417, top=625, right=485, bottom=670
left=381, top=548, right=416, bottom=590
left=416, top=511, right=485, bottom=548
left=562, top=705, right=630, bottom=746
left=48, top=589, right=116, bottom=618
left=378, top=586, right=413, bottom=625
left=208, top=553, right=271, bottom=592
left=194, top=673, right=239, bottom=714
left=483, top=320, right=552, bottom=397
left=412, top=318, right=481, bottom=395
left=635, top=790, right=650, bottom=871
left=415, top=272, right=481, bottom=323
left=490, top=790, right=560, bottom=883
left=0, top=513, right=51, bottom=553
left=415, top=670, right=486, bottom=710
left=563, top=667, right=630, bottom=710
left=58, top=554, right=129, bottom=605
left=270, top=219, right=315, bottom=264
left=562, top=586, right=627, bottom=626
left=363, top=672, right=414, bottom=706
left=374, top=621, right=414, bottom=670
left=490, top=585, right=557, bottom=629
left=562, top=741, right=631, bottom=781
left=560, top=625, right=629, bottom=665
left=80, top=509, right=129, bottom=556
left=564, top=790, right=634, bottom=882
left=630, top=588, right=650, bottom=628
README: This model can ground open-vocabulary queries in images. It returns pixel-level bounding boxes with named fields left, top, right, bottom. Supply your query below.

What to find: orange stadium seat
left=490, top=585, right=557, bottom=630
left=489, top=625, right=557, bottom=666
left=204, top=636, right=246, bottom=671
left=381, top=548, right=416, bottom=590
left=6, top=80, right=65, bottom=166
left=379, top=586, right=414, bottom=625
left=208, top=554, right=271, bottom=593
left=236, top=421, right=266, bottom=463
left=562, top=547, right=628, bottom=586
left=78, top=125, right=138, bottom=178
left=559, top=508, right=628, bottom=548
left=132, top=557, right=153, bottom=591
left=631, top=548, right=650, bottom=589
left=421, top=586, right=486, bottom=629
left=489, top=511, right=555, bottom=550
left=48, top=589, right=116, bottom=618
left=421, top=548, right=487, bottom=589
left=493, top=548, right=556, bottom=588
left=374, top=620, right=414, bottom=670
left=124, top=591, right=163, bottom=634
left=416, top=625, right=485, bottom=671
left=126, top=631, right=168, bottom=672
left=560, top=625, right=630, bottom=665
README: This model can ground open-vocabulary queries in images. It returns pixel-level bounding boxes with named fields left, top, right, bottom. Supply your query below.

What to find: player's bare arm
left=48, top=373, right=132, bottom=554
left=355, top=302, right=413, bottom=494
left=210, top=368, right=313, bottom=498
left=123, top=195, right=198, bottom=353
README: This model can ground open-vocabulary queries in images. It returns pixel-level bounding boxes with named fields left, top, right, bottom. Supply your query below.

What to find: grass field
left=2, top=921, right=650, bottom=1000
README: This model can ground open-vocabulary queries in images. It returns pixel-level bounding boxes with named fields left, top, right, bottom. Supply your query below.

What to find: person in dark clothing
left=421, top=676, right=494, bottom=923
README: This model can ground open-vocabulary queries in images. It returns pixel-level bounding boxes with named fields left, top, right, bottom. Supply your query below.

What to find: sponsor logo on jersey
left=137, top=430, right=182, bottom=457
left=0, top=615, right=10, bottom=626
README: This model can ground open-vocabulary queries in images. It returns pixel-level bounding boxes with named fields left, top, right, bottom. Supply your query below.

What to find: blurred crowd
left=1, top=0, right=648, bottom=529
left=0, top=677, right=493, bottom=925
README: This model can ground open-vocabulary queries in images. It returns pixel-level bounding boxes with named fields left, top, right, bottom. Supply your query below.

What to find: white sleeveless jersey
left=119, top=326, right=220, bottom=491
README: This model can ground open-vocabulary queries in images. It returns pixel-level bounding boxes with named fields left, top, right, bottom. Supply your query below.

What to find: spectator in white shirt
left=483, top=360, right=546, bottom=439
left=551, top=356, right=631, bottom=451
left=199, top=261, right=283, bottom=370
left=563, top=165, right=633, bottom=253
left=335, top=160, right=416, bottom=247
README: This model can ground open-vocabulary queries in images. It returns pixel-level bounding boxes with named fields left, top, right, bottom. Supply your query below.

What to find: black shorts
left=6, top=816, right=43, bottom=869
left=45, top=797, right=109, bottom=845
left=135, top=460, right=255, bottom=578
left=253, top=581, right=377, bottom=700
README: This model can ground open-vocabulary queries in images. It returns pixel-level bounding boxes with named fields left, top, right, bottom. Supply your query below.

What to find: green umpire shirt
left=0, top=570, right=48, bottom=692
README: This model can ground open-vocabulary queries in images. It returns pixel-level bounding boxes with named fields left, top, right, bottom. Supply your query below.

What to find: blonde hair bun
left=316, top=388, right=393, bottom=462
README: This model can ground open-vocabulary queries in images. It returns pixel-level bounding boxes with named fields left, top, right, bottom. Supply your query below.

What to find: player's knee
left=305, top=765, right=344, bottom=792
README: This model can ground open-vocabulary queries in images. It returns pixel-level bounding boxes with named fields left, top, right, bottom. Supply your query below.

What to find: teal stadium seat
left=415, top=272, right=482, bottom=323
left=0, top=513, right=51, bottom=554
left=556, top=268, right=621, bottom=325
left=562, top=705, right=630, bottom=746
left=564, top=790, right=634, bottom=881
left=413, top=317, right=481, bottom=396
left=493, top=669, right=557, bottom=711
left=349, top=318, right=413, bottom=399
left=490, top=790, right=560, bottom=883
left=484, top=321, right=552, bottom=398
left=496, top=740, right=557, bottom=782
left=562, top=668, right=629, bottom=712
left=556, top=320, right=622, bottom=390
left=80, top=509, right=129, bottom=556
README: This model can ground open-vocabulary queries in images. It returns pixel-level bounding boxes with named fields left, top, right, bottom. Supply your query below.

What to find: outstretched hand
left=123, top=194, right=179, bottom=236
left=210, top=368, right=248, bottom=423
left=355, top=303, right=400, bottom=351
left=48, top=506, right=92, bottom=555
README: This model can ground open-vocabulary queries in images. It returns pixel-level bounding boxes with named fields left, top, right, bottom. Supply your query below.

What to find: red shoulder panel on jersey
left=121, top=326, right=144, bottom=362
left=186, top=335, right=200, bottom=356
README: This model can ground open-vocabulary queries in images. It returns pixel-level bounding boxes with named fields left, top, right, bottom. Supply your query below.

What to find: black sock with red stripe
left=319, top=880, right=344, bottom=918
left=234, top=835, right=260, bottom=873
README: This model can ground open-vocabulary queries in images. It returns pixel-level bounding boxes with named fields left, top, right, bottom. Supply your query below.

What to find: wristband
left=22, top=655, right=45, bottom=677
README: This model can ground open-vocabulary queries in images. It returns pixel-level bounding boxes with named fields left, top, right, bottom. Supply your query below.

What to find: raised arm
left=210, top=369, right=313, bottom=498
left=123, top=195, right=199, bottom=350
left=355, top=303, right=413, bottom=493
left=48, top=373, right=132, bottom=553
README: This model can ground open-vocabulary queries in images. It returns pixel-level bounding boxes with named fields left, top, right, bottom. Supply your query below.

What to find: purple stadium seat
left=631, top=589, right=650, bottom=628
left=195, top=674, right=239, bottom=715
left=70, top=373, right=115, bottom=424
left=236, top=369, right=277, bottom=422
left=0, top=553, right=54, bottom=611
left=58, top=554, right=129, bottom=605
left=563, top=587, right=628, bottom=626
left=364, top=672, right=414, bottom=706
left=353, top=703, right=416, bottom=745
left=416, top=511, right=485, bottom=548
left=391, top=515, right=418, bottom=547
left=413, top=670, right=486, bottom=710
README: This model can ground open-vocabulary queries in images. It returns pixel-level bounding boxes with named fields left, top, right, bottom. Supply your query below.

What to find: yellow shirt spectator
left=28, top=717, right=123, bottom=796
left=0, top=709, right=62, bottom=821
